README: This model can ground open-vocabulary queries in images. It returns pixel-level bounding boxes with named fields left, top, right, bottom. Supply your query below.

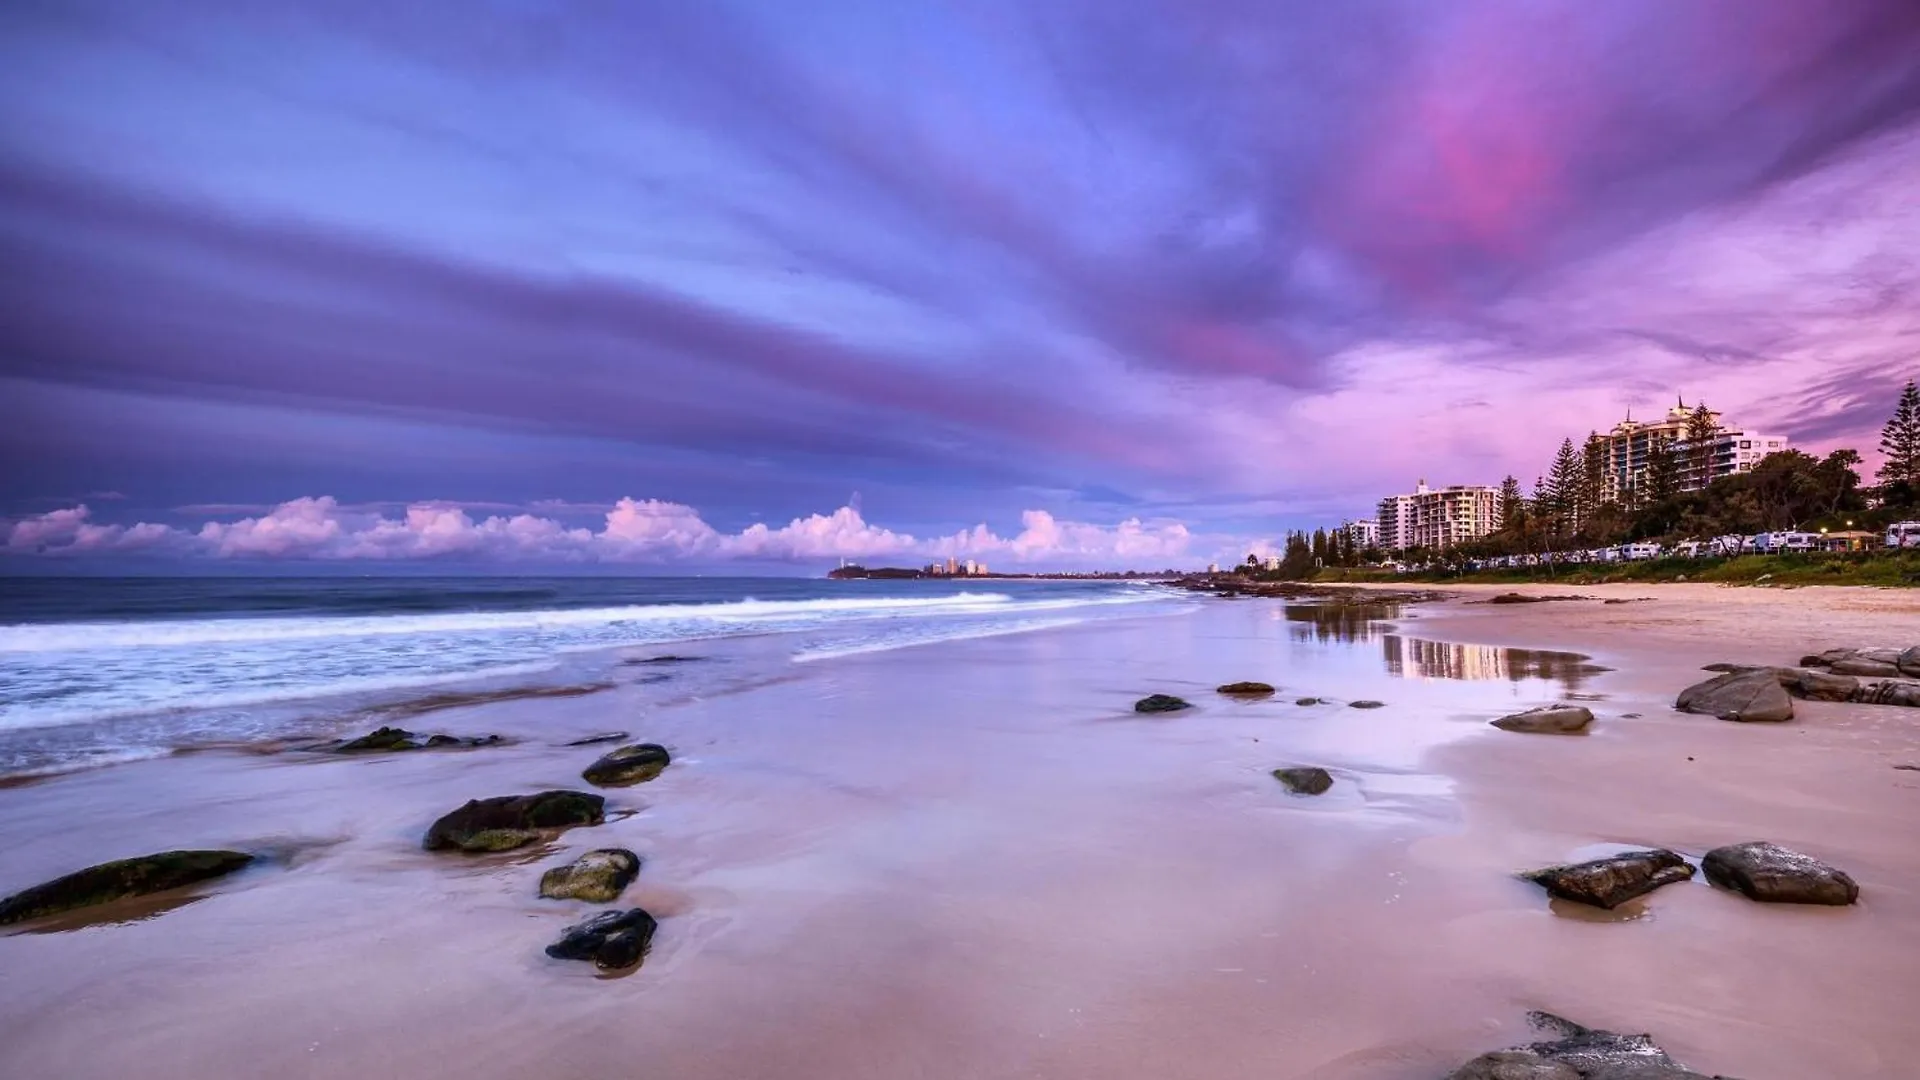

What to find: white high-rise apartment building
left=1376, top=479, right=1503, bottom=551
left=1597, top=400, right=1789, bottom=501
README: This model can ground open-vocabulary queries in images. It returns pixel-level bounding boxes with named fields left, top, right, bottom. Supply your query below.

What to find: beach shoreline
left=2, top=587, right=1916, bottom=1078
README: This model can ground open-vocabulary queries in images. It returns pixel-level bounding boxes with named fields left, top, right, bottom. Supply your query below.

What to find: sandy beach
left=2, top=585, right=1918, bottom=1079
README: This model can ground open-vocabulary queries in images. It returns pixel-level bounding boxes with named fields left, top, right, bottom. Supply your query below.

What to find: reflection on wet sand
left=1284, top=603, right=1403, bottom=644
left=1383, top=635, right=1606, bottom=691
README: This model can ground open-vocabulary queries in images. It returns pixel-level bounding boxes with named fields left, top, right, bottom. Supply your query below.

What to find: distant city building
left=945, top=556, right=959, bottom=575
left=1376, top=479, right=1502, bottom=551
left=1339, top=518, right=1380, bottom=549
left=1207, top=562, right=1220, bottom=574
left=1599, top=400, right=1789, bottom=501
left=1262, top=555, right=1282, bottom=571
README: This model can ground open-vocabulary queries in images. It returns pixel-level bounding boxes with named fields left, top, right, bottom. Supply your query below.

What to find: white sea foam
left=0, top=593, right=1023, bottom=653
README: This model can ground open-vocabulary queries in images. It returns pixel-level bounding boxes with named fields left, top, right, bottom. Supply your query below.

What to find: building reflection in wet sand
left=1382, top=635, right=1603, bottom=692
left=1283, top=604, right=1403, bottom=645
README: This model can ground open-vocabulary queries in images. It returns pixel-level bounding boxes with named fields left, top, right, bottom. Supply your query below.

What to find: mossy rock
left=1134, top=694, right=1191, bottom=714
left=0, top=849, right=254, bottom=925
left=540, top=848, right=642, bottom=903
left=338, top=726, right=421, bottom=751
left=581, top=743, right=672, bottom=787
left=423, top=791, right=605, bottom=853
left=1216, top=681, right=1276, bottom=697
left=1272, top=767, right=1334, bottom=795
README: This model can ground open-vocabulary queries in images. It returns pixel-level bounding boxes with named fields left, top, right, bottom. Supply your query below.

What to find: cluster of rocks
left=1676, top=645, right=1920, bottom=719
left=1521, top=842, right=1857, bottom=910
left=0, top=729, right=681, bottom=975
left=1446, top=1011, right=1736, bottom=1079
left=416, top=734, right=680, bottom=971
left=332, top=726, right=506, bottom=753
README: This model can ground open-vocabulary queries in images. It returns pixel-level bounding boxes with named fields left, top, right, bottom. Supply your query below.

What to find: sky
left=2, top=0, right=1918, bottom=571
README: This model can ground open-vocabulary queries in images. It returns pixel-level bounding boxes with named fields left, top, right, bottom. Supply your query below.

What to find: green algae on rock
left=423, top=791, right=606, bottom=853
left=0, top=849, right=255, bottom=925
left=581, top=743, right=672, bottom=787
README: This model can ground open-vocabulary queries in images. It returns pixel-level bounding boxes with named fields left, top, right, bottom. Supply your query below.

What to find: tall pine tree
left=1646, top=434, right=1682, bottom=503
left=1580, top=432, right=1609, bottom=521
left=1547, top=438, right=1582, bottom=527
left=1684, top=403, right=1719, bottom=491
left=1497, top=475, right=1524, bottom=528
left=1878, top=380, right=1920, bottom=496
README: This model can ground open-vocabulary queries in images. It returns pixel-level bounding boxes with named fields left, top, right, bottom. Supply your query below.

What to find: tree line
left=1451, top=380, right=1919, bottom=563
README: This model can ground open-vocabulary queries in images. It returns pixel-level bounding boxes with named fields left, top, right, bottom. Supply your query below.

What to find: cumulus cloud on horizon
left=1, top=498, right=1199, bottom=568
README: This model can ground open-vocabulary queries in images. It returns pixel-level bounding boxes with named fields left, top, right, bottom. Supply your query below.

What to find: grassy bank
left=1307, top=550, right=1920, bottom=588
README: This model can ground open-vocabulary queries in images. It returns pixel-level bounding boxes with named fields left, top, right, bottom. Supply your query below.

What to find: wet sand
left=2, top=591, right=1918, bottom=1079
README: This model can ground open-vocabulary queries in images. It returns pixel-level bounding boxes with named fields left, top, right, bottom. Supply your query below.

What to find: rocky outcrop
left=539, top=849, right=641, bottom=903
left=334, top=726, right=503, bottom=752
left=1348, top=700, right=1386, bottom=709
left=1491, top=705, right=1595, bottom=735
left=1445, top=1012, right=1720, bottom=1080
left=545, top=908, right=658, bottom=970
left=0, top=850, right=254, bottom=925
left=1521, top=849, right=1694, bottom=909
left=564, top=731, right=629, bottom=747
left=423, top=791, right=606, bottom=853
left=1803, top=646, right=1920, bottom=678
left=1702, top=841, right=1858, bottom=905
left=1134, top=694, right=1191, bottom=714
left=1674, top=670, right=1793, bottom=722
left=581, top=743, right=672, bottom=787
left=1272, top=767, right=1333, bottom=795
left=1216, top=681, right=1276, bottom=697
left=1855, top=680, right=1920, bottom=708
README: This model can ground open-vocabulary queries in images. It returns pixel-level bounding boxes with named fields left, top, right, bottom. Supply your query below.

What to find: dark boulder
left=1349, top=700, right=1386, bottom=709
left=625, top=654, right=703, bottom=665
left=1491, top=705, right=1595, bottom=735
left=0, top=850, right=254, bottom=925
left=1133, top=694, right=1191, bottom=714
left=546, top=908, right=658, bottom=970
left=423, top=790, right=606, bottom=853
left=1272, top=767, right=1333, bottom=795
left=1701, top=841, right=1858, bottom=905
left=539, top=848, right=641, bottom=903
left=1674, top=670, right=1793, bottom=722
left=1445, top=1012, right=1717, bottom=1080
left=581, top=743, right=672, bottom=787
left=564, top=731, right=630, bottom=747
left=1216, top=681, right=1276, bottom=697
left=1294, top=697, right=1323, bottom=706
left=1901, top=646, right=1920, bottom=678
left=335, top=726, right=502, bottom=752
left=1521, top=849, right=1694, bottom=909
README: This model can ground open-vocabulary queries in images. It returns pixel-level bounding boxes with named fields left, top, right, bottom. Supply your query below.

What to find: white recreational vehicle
left=1888, top=522, right=1920, bottom=549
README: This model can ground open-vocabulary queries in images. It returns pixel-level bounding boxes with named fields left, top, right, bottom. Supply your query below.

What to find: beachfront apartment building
left=1339, top=518, right=1380, bottom=550
left=1596, top=401, right=1789, bottom=502
left=1376, top=480, right=1502, bottom=551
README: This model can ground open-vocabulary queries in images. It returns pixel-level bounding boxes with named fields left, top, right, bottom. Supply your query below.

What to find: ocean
left=0, top=576, right=1177, bottom=776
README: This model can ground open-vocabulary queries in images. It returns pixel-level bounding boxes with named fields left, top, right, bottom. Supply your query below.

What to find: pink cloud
left=4, top=497, right=1204, bottom=567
